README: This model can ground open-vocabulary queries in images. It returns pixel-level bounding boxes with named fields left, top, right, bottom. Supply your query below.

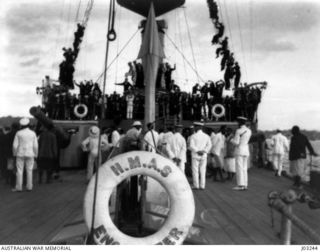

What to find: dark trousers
left=38, top=158, right=56, bottom=183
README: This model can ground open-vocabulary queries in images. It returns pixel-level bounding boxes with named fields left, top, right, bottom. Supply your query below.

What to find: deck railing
left=268, top=190, right=320, bottom=244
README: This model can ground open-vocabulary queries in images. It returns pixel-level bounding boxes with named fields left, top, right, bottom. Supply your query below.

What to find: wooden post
left=280, top=204, right=292, bottom=244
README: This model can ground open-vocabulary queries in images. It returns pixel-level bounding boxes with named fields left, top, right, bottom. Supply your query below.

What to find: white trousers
left=176, top=161, right=185, bottom=174
left=15, top=156, right=34, bottom=191
left=272, top=154, right=284, bottom=175
left=87, top=154, right=97, bottom=181
left=127, top=105, right=133, bottom=119
left=192, top=157, right=207, bottom=189
left=235, top=156, right=248, bottom=187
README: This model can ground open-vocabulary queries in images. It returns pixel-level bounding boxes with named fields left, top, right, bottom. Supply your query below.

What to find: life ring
left=74, top=104, right=88, bottom=119
left=84, top=151, right=195, bottom=245
left=212, top=104, right=225, bottom=118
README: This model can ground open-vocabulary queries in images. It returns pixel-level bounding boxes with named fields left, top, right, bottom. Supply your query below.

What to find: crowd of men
left=0, top=115, right=318, bottom=196
left=0, top=118, right=60, bottom=192
left=80, top=119, right=319, bottom=192
left=38, top=74, right=265, bottom=123
left=80, top=117, right=252, bottom=190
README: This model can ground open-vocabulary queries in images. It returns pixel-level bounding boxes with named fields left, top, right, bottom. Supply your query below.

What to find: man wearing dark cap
left=231, top=116, right=252, bottom=191
left=289, top=125, right=317, bottom=188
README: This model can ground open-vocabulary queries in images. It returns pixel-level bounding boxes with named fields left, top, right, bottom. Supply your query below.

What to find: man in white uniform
left=111, top=128, right=121, bottom=148
left=271, top=129, right=289, bottom=176
left=126, top=92, right=135, bottom=119
left=166, top=125, right=187, bottom=173
left=189, top=122, right=212, bottom=190
left=231, top=117, right=252, bottom=191
left=210, top=126, right=226, bottom=181
left=81, top=126, right=108, bottom=181
left=161, top=127, right=174, bottom=158
left=12, top=118, right=38, bottom=192
left=143, top=122, right=159, bottom=152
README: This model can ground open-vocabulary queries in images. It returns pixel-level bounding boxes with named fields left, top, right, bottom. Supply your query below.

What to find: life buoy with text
left=212, top=104, right=225, bottom=118
left=84, top=151, right=195, bottom=245
left=74, top=104, right=88, bottom=119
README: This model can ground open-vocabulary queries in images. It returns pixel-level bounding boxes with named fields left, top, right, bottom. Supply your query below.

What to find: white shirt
left=231, top=125, right=252, bottom=156
left=166, top=132, right=187, bottom=162
left=81, top=135, right=108, bottom=158
left=271, top=133, right=289, bottom=155
left=161, top=131, right=174, bottom=157
left=111, top=130, right=121, bottom=147
left=189, top=130, right=212, bottom=159
left=13, top=128, right=38, bottom=158
left=126, top=94, right=134, bottom=106
left=143, top=130, right=159, bottom=152
left=210, top=132, right=225, bottom=156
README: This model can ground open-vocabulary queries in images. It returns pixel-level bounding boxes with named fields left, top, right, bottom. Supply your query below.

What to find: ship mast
left=117, top=0, right=185, bottom=127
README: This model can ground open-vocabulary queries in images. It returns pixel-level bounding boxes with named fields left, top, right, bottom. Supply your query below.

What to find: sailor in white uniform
left=161, top=127, right=174, bottom=158
left=271, top=129, right=289, bottom=176
left=12, top=118, right=38, bottom=192
left=81, top=126, right=108, bottom=181
left=231, top=117, right=252, bottom=190
left=210, top=126, right=226, bottom=181
left=166, top=125, right=187, bottom=173
left=189, top=122, right=212, bottom=189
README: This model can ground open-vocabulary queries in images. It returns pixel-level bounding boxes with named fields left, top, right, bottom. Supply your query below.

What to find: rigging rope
left=65, top=0, right=72, bottom=45
left=220, top=0, right=235, bottom=52
left=114, top=4, right=122, bottom=91
left=95, top=29, right=140, bottom=83
left=87, top=0, right=116, bottom=243
left=166, top=33, right=205, bottom=84
left=82, top=0, right=94, bottom=27
left=75, top=0, right=82, bottom=23
left=107, top=0, right=117, bottom=41
left=182, top=7, right=200, bottom=84
left=235, top=0, right=248, bottom=80
left=250, top=0, right=253, bottom=73
left=177, top=8, right=188, bottom=87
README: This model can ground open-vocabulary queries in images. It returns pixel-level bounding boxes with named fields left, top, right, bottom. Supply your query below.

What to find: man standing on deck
left=231, top=116, right=252, bottom=191
left=271, top=129, right=289, bottom=177
left=12, top=118, right=38, bottom=192
left=143, top=122, right=159, bottom=153
left=210, top=125, right=226, bottom=182
left=123, top=121, right=143, bottom=152
left=166, top=125, right=187, bottom=174
left=160, top=127, right=174, bottom=158
left=289, top=125, right=317, bottom=188
left=189, top=122, right=212, bottom=190
left=38, top=125, right=58, bottom=184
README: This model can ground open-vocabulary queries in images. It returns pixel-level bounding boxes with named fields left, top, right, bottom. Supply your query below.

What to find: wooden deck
left=0, top=167, right=320, bottom=245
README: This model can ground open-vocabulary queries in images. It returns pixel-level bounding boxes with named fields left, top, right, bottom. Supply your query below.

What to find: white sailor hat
left=132, top=121, right=142, bottom=127
left=19, top=117, right=30, bottom=126
left=89, top=126, right=100, bottom=137
left=237, top=116, right=247, bottom=121
left=193, top=122, right=204, bottom=126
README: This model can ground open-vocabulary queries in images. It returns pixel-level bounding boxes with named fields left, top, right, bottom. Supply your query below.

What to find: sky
left=0, top=0, right=320, bottom=131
